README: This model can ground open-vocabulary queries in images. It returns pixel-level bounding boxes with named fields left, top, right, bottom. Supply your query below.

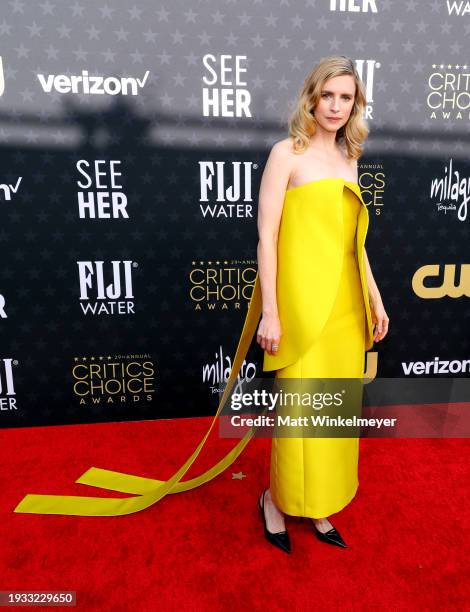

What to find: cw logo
left=412, top=264, right=470, bottom=298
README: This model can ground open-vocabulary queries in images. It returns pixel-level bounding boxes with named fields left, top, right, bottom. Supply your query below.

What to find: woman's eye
left=322, top=93, right=351, bottom=100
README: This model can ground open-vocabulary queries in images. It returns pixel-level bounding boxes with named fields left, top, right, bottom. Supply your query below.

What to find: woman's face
left=312, top=74, right=356, bottom=133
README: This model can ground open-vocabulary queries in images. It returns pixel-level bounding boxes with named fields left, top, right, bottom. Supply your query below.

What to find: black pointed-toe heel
left=258, top=490, right=292, bottom=554
left=312, top=521, right=348, bottom=548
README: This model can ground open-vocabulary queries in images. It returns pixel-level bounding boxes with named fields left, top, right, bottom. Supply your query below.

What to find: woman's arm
left=349, top=157, right=389, bottom=341
left=256, top=141, right=292, bottom=354
left=363, top=245, right=389, bottom=341
left=363, top=246, right=381, bottom=307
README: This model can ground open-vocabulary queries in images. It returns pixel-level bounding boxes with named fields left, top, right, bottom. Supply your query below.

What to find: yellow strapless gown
left=268, top=179, right=372, bottom=518
left=13, top=178, right=373, bottom=517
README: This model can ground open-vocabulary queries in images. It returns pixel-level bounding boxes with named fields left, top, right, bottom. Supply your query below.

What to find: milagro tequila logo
left=37, top=69, right=150, bottom=96
left=0, top=177, right=22, bottom=201
left=76, top=159, right=128, bottom=219
left=203, top=345, right=257, bottom=395
left=202, top=54, right=251, bottom=117
left=430, top=159, right=469, bottom=221
left=77, top=260, right=137, bottom=315
left=427, top=63, right=470, bottom=120
left=199, top=161, right=256, bottom=218
left=0, top=358, right=17, bottom=411
left=329, top=0, right=378, bottom=12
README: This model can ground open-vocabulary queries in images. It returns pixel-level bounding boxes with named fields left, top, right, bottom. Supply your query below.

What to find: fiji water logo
left=77, top=260, right=137, bottom=315
left=447, top=1, right=470, bottom=15
left=0, top=358, right=17, bottom=412
left=198, top=161, right=256, bottom=219
left=355, top=59, right=380, bottom=113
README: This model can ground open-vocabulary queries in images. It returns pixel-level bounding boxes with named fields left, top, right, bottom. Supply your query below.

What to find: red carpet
left=0, top=418, right=468, bottom=611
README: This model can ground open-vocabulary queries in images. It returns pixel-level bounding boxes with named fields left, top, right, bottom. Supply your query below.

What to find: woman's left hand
left=370, top=295, right=389, bottom=342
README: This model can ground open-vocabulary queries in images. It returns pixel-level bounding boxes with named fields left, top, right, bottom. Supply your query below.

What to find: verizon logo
left=37, top=69, right=150, bottom=96
left=0, top=177, right=22, bottom=201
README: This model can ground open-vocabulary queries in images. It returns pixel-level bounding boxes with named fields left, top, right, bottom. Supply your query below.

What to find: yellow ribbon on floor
left=14, top=274, right=263, bottom=517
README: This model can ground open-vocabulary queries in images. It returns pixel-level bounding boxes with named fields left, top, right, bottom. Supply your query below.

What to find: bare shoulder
left=264, top=137, right=296, bottom=176
left=269, top=137, right=296, bottom=159
left=260, top=138, right=296, bottom=198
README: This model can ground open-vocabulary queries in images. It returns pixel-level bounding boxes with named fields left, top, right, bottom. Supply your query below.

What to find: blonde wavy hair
left=288, top=55, right=369, bottom=160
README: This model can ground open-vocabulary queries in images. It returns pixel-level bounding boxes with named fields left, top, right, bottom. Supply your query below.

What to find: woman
left=256, top=55, right=389, bottom=554
left=13, top=56, right=389, bottom=529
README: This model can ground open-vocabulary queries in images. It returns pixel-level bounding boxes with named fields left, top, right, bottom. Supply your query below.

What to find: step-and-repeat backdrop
left=1, top=1, right=469, bottom=428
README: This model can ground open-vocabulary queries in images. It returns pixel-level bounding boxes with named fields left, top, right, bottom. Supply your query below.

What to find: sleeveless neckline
left=286, top=177, right=358, bottom=194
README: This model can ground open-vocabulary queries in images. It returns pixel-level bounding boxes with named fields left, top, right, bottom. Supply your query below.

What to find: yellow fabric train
left=14, top=178, right=372, bottom=517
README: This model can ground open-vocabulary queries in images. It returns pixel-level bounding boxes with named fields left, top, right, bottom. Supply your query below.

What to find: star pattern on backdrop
left=0, top=0, right=469, bottom=428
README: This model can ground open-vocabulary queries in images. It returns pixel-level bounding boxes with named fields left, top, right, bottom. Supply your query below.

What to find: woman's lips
left=327, top=117, right=341, bottom=121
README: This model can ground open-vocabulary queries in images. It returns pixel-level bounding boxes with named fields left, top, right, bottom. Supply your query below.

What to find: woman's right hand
left=256, top=314, right=282, bottom=355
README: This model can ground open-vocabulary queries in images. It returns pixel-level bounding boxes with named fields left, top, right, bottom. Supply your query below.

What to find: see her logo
left=0, top=56, right=4, bottom=96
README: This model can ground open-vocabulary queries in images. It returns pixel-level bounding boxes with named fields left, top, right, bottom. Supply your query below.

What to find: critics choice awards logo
left=357, top=165, right=385, bottom=216
left=190, top=259, right=257, bottom=311
left=72, top=354, right=156, bottom=407
left=427, top=63, right=470, bottom=121
left=0, top=358, right=18, bottom=412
